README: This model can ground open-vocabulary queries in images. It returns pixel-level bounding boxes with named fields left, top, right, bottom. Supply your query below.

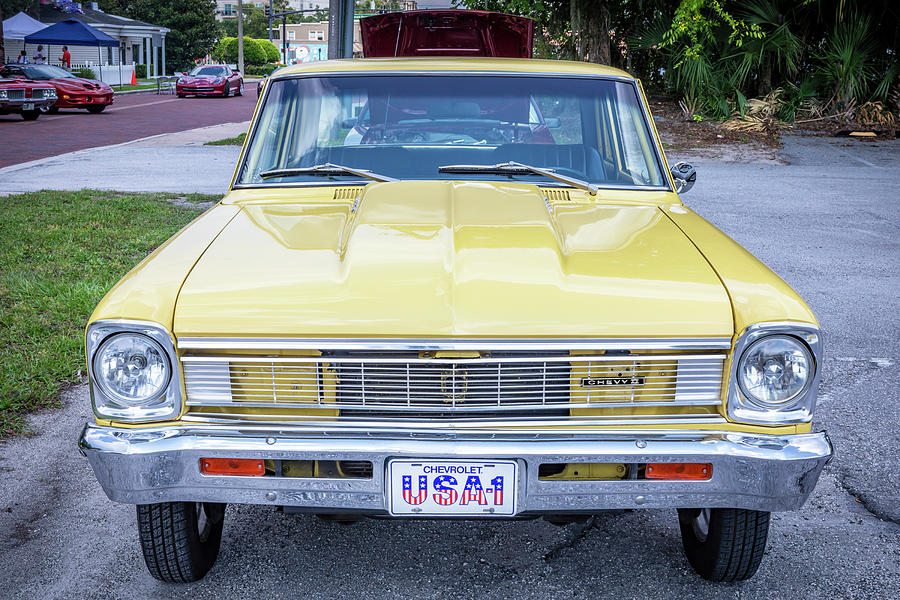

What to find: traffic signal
left=265, top=3, right=270, bottom=18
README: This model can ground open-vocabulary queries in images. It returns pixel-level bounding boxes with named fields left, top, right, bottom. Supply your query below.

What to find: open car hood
left=360, top=10, right=534, bottom=58
left=174, top=182, right=733, bottom=339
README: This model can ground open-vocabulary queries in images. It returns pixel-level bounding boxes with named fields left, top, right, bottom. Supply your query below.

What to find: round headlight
left=93, top=333, right=170, bottom=405
left=737, top=335, right=812, bottom=406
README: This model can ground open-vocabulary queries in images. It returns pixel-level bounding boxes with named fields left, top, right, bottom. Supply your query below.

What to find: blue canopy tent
left=24, top=18, right=120, bottom=81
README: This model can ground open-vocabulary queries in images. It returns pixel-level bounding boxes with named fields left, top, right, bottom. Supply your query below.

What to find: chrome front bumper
left=78, top=424, right=832, bottom=514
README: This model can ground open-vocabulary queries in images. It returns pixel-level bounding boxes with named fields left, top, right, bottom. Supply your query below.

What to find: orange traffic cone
left=130, top=70, right=136, bottom=86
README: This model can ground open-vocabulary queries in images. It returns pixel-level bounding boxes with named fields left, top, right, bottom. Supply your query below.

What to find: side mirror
left=232, top=70, right=240, bottom=75
left=544, top=117, right=561, bottom=128
left=670, top=161, right=696, bottom=194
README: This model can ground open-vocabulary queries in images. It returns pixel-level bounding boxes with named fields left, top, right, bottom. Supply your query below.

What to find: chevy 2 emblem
left=581, top=376, right=645, bottom=387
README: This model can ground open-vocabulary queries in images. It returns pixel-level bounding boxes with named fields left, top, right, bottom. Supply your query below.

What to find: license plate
left=387, top=459, right=517, bottom=516
left=22, top=103, right=34, bottom=110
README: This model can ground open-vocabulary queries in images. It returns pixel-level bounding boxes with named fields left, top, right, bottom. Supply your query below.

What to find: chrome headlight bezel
left=727, top=322, right=822, bottom=425
left=86, top=319, right=182, bottom=422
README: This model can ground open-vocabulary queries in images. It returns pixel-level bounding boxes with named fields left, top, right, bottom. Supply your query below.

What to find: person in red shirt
left=61, top=46, right=71, bottom=69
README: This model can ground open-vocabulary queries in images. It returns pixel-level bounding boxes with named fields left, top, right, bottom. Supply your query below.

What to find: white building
left=216, top=1, right=272, bottom=21
left=286, top=1, right=330, bottom=11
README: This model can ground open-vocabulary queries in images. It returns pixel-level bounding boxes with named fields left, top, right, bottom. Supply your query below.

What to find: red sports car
left=0, top=77, right=57, bottom=120
left=0, top=64, right=113, bottom=114
left=176, top=64, right=243, bottom=98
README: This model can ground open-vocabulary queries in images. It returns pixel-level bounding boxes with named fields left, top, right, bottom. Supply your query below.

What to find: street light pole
left=237, top=0, right=245, bottom=75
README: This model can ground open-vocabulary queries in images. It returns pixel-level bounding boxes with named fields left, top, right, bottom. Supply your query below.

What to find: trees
left=219, top=5, right=271, bottom=39
left=96, top=0, right=219, bottom=72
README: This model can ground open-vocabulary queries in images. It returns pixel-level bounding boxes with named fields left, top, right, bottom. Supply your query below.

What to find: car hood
left=360, top=10, right=534, bottom=58
left=173, top=181, right=733, bottom=338
left=54, top=77, right=109, bottom=91
left=181, top=75, right=220, bottom=83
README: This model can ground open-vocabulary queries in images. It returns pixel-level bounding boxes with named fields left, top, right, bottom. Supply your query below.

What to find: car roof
left=274, top=57, right=633, bottom=80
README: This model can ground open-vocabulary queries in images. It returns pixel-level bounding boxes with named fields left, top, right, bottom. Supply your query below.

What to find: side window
left=593, top=84, right=663, bottom=187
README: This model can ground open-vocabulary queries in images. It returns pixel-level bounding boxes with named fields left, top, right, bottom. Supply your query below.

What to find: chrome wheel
left=691, top=508, right=711, bottom=542
left=196, top=502, right=212, bottom=543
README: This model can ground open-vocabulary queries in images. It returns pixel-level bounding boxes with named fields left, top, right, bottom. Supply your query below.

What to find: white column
left=161, top=36, right=166, bottom=76
left=150, top=38, right=157, bottom=77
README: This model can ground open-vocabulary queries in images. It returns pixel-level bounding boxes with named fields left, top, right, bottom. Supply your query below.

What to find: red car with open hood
left=176, top=64, right=243, bottom=98
left=0, top=64, right=113, bottom=114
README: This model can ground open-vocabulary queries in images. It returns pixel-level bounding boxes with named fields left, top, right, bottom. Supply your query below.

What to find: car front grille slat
left=6, top=89, right=26, bottom=101
left=181, top=349, right=727, bottom=425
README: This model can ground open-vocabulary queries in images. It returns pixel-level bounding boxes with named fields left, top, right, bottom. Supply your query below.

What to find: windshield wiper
left=259, top=163, right=397, bottom=183
left=438, top=161, right=598, bottom=195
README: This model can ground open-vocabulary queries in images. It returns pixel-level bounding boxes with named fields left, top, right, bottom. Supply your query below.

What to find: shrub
left=245, top=64, right=280, bottom=77
left=135, top=63, right=147, bottom=79
left=255, top=38, right=280, bottom=63
left=213, top=36, right=267, bottom=67
left=212, top=37, right=233, bottom=63
left=74, top=67, right=96, bottom=80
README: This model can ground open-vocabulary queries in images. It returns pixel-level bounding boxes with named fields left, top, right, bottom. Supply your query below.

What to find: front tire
left=21, top=109, right=40, bottom=120
left=86, top=105, right=106, bottom=114
left=222, top=83, right=230, bottom=98
left=678, top=508, right=770, bottom=582
left=137, top=501, right=226, bottom=583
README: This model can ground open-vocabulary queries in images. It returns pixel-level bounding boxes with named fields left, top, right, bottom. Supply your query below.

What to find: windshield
left=7, top=65, right=74, bottom=80
left=238, top=75, right=666, bottom=189
left=191, top=66, right=227, bottom=77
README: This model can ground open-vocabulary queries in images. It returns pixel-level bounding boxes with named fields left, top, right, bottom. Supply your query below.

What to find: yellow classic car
left=79, top=57, right=832, bottom=583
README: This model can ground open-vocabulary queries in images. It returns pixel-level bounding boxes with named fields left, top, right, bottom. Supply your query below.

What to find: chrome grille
left=6, top=89, right=26, bottom=101
left=182, top=349, right=727, bottom=425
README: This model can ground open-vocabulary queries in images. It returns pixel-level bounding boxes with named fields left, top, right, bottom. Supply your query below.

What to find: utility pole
left=282, top=15, right=287, bottom=65
left=268, top=0, right=273, bottom=43
left=327, top=0, right=355, bottom=59
left=237, top=0, right=245, bottom=74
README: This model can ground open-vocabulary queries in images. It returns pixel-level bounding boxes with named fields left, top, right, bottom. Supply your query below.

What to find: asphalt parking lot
left=0, top=89, right=257, bottom=168
left=0, top=134, right=898, bottom=599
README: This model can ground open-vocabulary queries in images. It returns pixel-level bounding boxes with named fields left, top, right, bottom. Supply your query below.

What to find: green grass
left=0, top=190, right=218, bottom=437
left=116, top=83, right=160, bottom=91
left=205, top=132, right=247, bottom=146
left=114, top=79, right=158, bottom=92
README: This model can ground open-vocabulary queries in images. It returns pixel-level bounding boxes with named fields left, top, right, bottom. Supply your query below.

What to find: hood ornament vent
left=542, top=189, right=571, bottom=203
left=333, top=187, right=365, bottom=200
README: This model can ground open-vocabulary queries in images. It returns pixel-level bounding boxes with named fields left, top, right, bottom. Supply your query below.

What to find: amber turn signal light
left=200, top=458, right=265, bottom=476
left=645, top=463, right=712, bottom=480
